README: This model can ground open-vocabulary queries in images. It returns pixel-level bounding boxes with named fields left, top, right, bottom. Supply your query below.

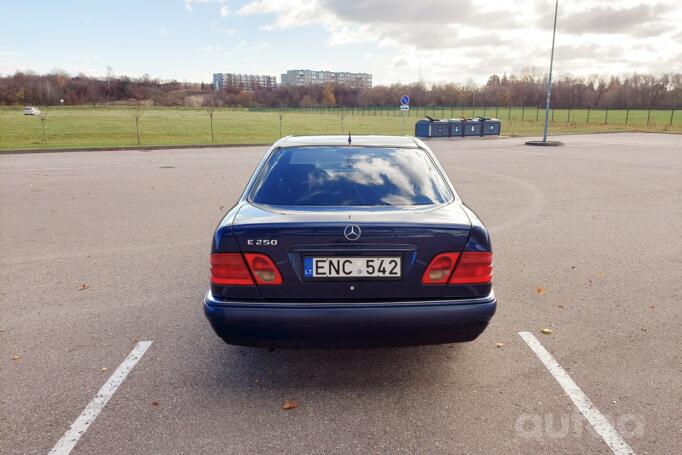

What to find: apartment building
left=212, top=73, right=278, bottom=91
left=280, top=70, right=372, bottom=89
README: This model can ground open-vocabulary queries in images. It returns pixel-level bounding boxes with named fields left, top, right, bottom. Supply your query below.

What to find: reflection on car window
left=250, top=146, right=452, bottom=206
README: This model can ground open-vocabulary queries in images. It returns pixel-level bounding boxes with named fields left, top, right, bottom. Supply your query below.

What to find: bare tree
left=2, top=70, right=682, bottom=110
left=206, top=98, right=217, bottom=142
left=131, top=102, right=146, bottom=145
left=279, top=109, right=284, bottom=138
left=37, top=106, right=50, bottom=148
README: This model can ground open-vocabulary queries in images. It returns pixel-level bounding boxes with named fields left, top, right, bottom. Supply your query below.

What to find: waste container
left=462, top=119, right=483, bottom=136
left=448, top=119, right=464, bottom=137
left=415, top=117, right=496, bottom=138
left=430, top=120, right=450, bottom=137
left=415, top=119, right=431, bottom=137
left=415, top=117, right=450, bottom=137
left=480, top=118, right=501, bottom=135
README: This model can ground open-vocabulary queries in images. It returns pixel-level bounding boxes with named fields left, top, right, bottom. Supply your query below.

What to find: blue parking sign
left=400, top=95, right=410, bottom=105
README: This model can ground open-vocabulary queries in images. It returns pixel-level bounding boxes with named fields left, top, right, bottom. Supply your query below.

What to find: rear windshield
left=249, top=146, right=452, bottom=206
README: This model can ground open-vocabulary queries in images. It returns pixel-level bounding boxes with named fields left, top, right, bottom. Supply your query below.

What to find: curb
left=420, top=135, right=512, bottom=141
left=509, top=130, right=681, bottom=138
left=1, top=130, right=679, bottom=155
left=0, top=143, right=272, bottom=155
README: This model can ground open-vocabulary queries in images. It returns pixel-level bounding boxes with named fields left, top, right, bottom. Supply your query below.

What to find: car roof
left=274, top=135, right=420, bottom=149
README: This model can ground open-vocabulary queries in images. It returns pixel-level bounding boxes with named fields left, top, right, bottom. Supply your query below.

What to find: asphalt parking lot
left=1, top=132, right=681, bottom=454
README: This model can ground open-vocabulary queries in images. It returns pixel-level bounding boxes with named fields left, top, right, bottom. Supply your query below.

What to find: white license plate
left=304, top=257, right=401, bottom=279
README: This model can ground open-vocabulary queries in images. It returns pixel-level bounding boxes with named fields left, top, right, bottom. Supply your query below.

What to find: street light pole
left=542, top=0, right=559, bottom=143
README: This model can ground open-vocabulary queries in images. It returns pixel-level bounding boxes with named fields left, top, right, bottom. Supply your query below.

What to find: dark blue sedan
left=204, top=135, right=496, bottom=347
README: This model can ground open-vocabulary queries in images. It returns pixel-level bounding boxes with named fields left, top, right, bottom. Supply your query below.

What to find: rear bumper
left=203, top=291, right=496, bottom=348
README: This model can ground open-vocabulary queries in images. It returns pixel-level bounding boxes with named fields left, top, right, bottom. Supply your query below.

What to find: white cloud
left=220, top=5, right=230, bottom=17
left=237, top=0, right=334, bottom=28
left=236, top=0, right=682, bottom=83
left=160, top=28, right=168, bottom=35
left=184, top=0, right=227, bottom=13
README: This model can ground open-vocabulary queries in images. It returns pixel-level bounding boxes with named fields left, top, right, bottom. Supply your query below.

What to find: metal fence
left=249, top=106, right=680, bottom=127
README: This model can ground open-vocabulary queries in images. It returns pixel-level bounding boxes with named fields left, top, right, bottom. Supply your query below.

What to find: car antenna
left=348, top=131, right=352, bottom=146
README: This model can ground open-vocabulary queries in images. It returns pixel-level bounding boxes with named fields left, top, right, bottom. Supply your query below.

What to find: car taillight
left=450, top=252, right=493, bottom=284
left=422, top=252, right=460, bottom=284
left=211, top=253, right=254, bottom=285
left=244, top=253, right=283, bottom=285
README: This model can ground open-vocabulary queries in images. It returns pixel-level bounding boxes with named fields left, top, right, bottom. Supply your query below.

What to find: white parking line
left=518, top=332, right=635, bottom=455
left=48, top=341, right=153, bottom=455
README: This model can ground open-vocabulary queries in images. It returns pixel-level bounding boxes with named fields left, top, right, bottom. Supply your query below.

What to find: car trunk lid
left=223, top=203, right=472, bottom=301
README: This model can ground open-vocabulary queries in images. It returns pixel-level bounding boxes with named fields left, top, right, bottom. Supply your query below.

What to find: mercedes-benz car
left=204, top=135, right=496, bottom=347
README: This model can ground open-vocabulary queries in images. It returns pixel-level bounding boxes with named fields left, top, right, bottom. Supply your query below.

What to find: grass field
left=1, top=106, right=680, bottom=151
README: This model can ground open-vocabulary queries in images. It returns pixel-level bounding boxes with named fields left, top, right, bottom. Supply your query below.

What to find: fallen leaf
left=11, top=355, right=22, bottom=361
left=557, top=304, right=565, bottom=309
left=571, top=266, right=576, bottom=270
left=596, top=271, right=606, bottom=278
left=540, top=328, right=553, bottom=335
left=152, top=400, right=160, bottom=406
left=282, top=400, right=299, bottom=410
left=536, top=287, right=546, bottom=295
left=78, top=283, right=89, bottom=291
left=496, top=342, right=504, bottom=348
left=219, top=206, right=224, bottom=210
left=101, top=367, right=108, bottom=372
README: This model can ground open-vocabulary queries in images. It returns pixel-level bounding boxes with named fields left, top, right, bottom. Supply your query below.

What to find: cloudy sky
left=1, top=0, right=681, bottom=85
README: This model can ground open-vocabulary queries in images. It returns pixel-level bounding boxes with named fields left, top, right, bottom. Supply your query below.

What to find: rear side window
left=250, top=146, right=452, bottom=206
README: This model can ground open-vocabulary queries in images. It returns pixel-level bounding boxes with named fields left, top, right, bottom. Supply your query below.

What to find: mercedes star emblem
left=344, top=224, right=361, bottom=241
